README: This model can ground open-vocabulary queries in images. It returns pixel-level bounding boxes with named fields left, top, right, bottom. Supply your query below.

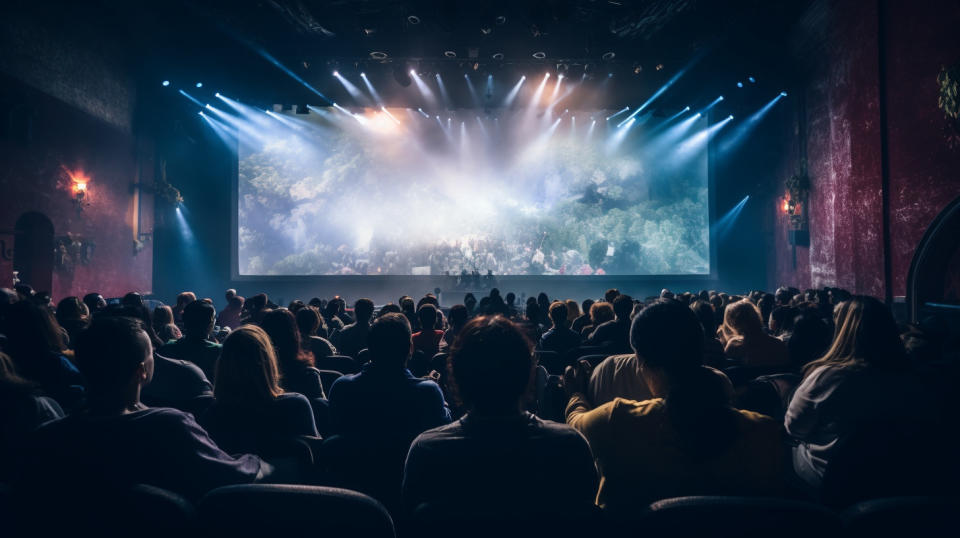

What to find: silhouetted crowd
left=1, top=283, right=958, bottom=535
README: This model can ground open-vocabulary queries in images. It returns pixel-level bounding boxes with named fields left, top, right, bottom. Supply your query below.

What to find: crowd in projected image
left=236, top=104, right=709, bottom=276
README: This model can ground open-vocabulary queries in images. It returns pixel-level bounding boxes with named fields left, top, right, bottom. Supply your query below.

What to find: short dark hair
left=548, top=301, right=568, bottom=326
left=74, top=317, right=150, bottom=394
left=449, top=316, right=534, bottom=411
left=417, top=304, right=438, bottom=331
left=354, top=298, right=375, bottom=321
left=612, top=294, right=634, bottom=320
left=183, top=300, right=215, bottom=338
left=448, top=304, right=468, bottom=327
left=630, top=300, right=703, bottom=373
left=368, top=313, right=412, bottom=366
left=604, top=288, right=620, bottom=303
left=581, top=298, right=595, bottom=313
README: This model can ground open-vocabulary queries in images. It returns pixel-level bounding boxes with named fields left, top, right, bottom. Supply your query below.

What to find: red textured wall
left=0, top=76, right=154, bottom=300
left=774, top=0, right=960, bottom=298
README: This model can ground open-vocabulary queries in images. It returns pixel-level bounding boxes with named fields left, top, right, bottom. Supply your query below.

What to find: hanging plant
left=938, top=62, right=960, bottom=132
left=783, top=165, right=809, bottom=230
left=156, top=160, right=184, bottom=206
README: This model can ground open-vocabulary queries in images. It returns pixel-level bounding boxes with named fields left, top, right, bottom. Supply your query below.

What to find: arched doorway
left=906, top=195, right=960, bottom=322
left=14, top=212, right=54, bottom=293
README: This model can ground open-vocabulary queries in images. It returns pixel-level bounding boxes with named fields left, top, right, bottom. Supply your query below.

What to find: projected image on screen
left=237, top=105, right=709, bottom=276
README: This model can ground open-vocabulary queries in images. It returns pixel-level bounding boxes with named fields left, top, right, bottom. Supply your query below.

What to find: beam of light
left=617, top=66, right=689, bottom=127
left=380, top=106, right=400, bottom=124
left=334, top=72, right=370, bottom=104
left=360, top=72, right=383, bottom=105
left=200, top=113, right=237, bottom=147
left=174, top=203, right=196, bottom=245
left=247, top=44, right=332, bottom=104
left=215, top=93, right=249, bottom=114
left=475, top=116, right=489, bottom=139
left=587, top=119, right=597, bottom=137
left=435, top=74, right=451, bottom=108
left=530, top=73, right=550, bottom=105
left=465, top=75, right=481, bottom=107
left=550, top=74, right=564, bottom=101
left=203, top=104, right=272, bottom=144
left=485, top=74, right=494, bottom=101
left=606, top=106, right=630, bottom=121
left=717, top=93, right=786, bottom=155
left=417, top=107, right=430, bottom=118
left=645, top=113, right=702, bottom=155
left=178, top=90, right=205, bottom=107
left=266, top=110, right=306, bottom=131
left=713, top=195, right=750, bottom=238
left=503, top=76, right=526, bottom=106
left=673, top=114, right=734, bottom=160
left=606, top=117, right=637, bottom=152
left=411, top=71, right=437, bottom=105
left=700, top=95, right=724, bottom=114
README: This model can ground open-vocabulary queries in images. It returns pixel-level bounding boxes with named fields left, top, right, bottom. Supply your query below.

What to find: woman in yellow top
left=565, top=300, right=786, bottom=512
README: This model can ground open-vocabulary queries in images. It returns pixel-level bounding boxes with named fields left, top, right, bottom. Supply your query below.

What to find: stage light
left=333, top=70, right=339, bottom=76
left=503, top=76, right=526, bottom=106
left=717, top=91, right=787, bottom=155
left=411, top=70, right=437, bottom=105
left=334, top=71, right=369, bottom=104
left=714, top=195, right=750, bottom=238
left=685, top=106, right=690, bottom=111
left=162, top=80, right=170, bottom=87
left=699, top=96, right=725, bottom=115
left=195, top=82, right=203, bottom=88
left=780, top=91, right=788, bottom=96
left=435, top=73, right=451, bottom=108
left=361, top=71, right=383, bottom=104
left=410, top=69, right=416, bottom=75
left=749, top=76, right=756, bottom=83
left=737, top=82, right=743, bottom=88
left=178, top=89, right=205, bottom=107
left=694, top=112, right=701, bottom=118
left=360, top=72, right=366, bottom=78
left=728, top=115, right=734, bottom=120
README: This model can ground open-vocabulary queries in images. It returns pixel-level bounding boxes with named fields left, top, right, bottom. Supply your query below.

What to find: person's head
left=589, top=301, right=615, bottom=325
left=2, top=301, right=65, bottom=376
left=157, top=323, right=181, bottom=342
left=660, top=288, right=675, bottom=300
left=183, top=300, right=216, bottom=340
left=788, top=311, right=832, bottom=368
left=56, top=296, right=89, bottom=325
left=417, top=303, right=438, bottom=332
left=489, top=288, right=501, bottom=299
left=525, top=302, right=541, bottom=324
left=565, top=299, right=580, bottom=321
left=774, top=286, right=793, bottom=306
left=505, top=292, right=516, bottom=306
left=247, top=293, right=268, bottom=312
left=463, top=293, right=477, bottom=311
left=536, top=292, right=550, bottom=310
left=73, top=316, right=153, bottom=407
left=215, top=325, right=283, bottom=407
left=723, top=299, right=764, bottom=337
left=227, top=295, right=244, bottom=311
left=630, top=300, right=704, bottom=379
left=225, top=289, right=237, bottom=301
left=152, top=305, right=175, bottom=331
left=580, top=298, right=594, bottom=316
left=354, top=298, right=375, bottom=322
left=604, top=288, right=620, bottom=303
left=288, top=300, right=305, bottom=313
left=368, top=313, right=413, bottom=368
left=122, top=292, right=143, bottom=308
left=82, top=293, right=106, bottom=313
left=548, top=301, right=568, bottom=328
left=612, top=294, right=634, bottom=321
left=757, top=294, right=775, bottom=326
left=449, top=316, right=534, bottom=415
left=378, top=303, right=402, bottom=316
left=295, top=306, right=322, bottom=337
left=400, top=296, right=416, bottom=314
left=260, top=308, right=311, bottom=368
left=689, top=300, right=716, bottom=337
left=804, top=296, right=905, bottom=377
left=175, top=291, right=196, bottom=310
left=769, top=306, right=799, bottom=336
left=448, top=304, right=468, bottom=328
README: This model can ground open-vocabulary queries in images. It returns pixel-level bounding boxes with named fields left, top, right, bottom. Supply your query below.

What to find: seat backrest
left=199, top=484, right=394, bottom=537
left=356, top=348, right=370, bottom=365
left=641, top=496, right=841, bottom=538
left=413, top=500, right=600, bottom=538
left=316, top=354, right=360, bottom=374
left=315, top=369, right=344, bottom=395
left=534, top=350, right=565, bottom=375
left=820, top=419, right=958, bottom=507
left=843, top=496, right=960, bottom=536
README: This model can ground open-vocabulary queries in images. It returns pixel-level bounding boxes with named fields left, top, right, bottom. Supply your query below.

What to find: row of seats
left=2, top=483, right=955, bottom=537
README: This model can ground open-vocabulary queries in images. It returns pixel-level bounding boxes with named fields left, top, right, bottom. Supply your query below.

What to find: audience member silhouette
left=566, top=300, right=784, bottom=511
left=411, top=304, right=445, bottom=358
left=295, top=306, right=337, bottom=361
left=261, top=308, right=324, bottom=400
left=200, top=325, right=318, bottom=455
left=158, top=300, right=222, bottom=381
left=332, top=298, right=375, bottom=360
left=585, top=294, right=634, bottom=353
left=720, top=299, right=790, bottom=367
left=16, top=316, right=267, bottom=501
left=403, top=315, right=597, bottom=513
left=538, top=301, right=582, bottom=356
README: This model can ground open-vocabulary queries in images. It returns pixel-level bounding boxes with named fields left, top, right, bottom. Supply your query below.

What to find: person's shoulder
left=530, top=414, right=583, bottom=437
left=156, top=353, right=207, bottom=376
left=414, top=420, right=464, bottom=443
left=610, top=396, right=665, bottom=416
left=734, top=407, right=783, bottom=438
left=275, top=392, right=312, bottom=406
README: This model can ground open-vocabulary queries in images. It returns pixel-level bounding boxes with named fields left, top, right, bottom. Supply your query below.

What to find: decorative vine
left=784, top=164, right=809, bottom=230
left=938, top=62, right=960, bottom=132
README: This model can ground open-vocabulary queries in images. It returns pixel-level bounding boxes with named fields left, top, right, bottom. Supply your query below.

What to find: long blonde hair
left=215, top=325, right=284, bottom=406
left=802, top=296, right=905, bottom=378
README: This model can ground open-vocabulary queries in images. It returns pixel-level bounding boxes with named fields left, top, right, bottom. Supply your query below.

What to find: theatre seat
left=640, top=496, right=841, bottom=538
left=316, top=368, right=344, bottom=395
left=534, top=350, right=565, bottom=375
left=843, top=497, right=960, bottom=536
left=315, top=354, right=360, bottom=374
left=412, top=500, right=600, bottom=538
left=199, top=484, right=394, bottom=537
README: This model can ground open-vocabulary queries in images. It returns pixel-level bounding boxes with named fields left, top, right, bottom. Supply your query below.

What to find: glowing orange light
left=782, top=199, right=790, bottom=213
left=73, top=181, right=88, bottom=194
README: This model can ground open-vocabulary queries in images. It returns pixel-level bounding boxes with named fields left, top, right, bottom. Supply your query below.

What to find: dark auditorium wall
left=772, top=0, right=960, bottom=300
left=0, top=7, right=154, bottom=300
